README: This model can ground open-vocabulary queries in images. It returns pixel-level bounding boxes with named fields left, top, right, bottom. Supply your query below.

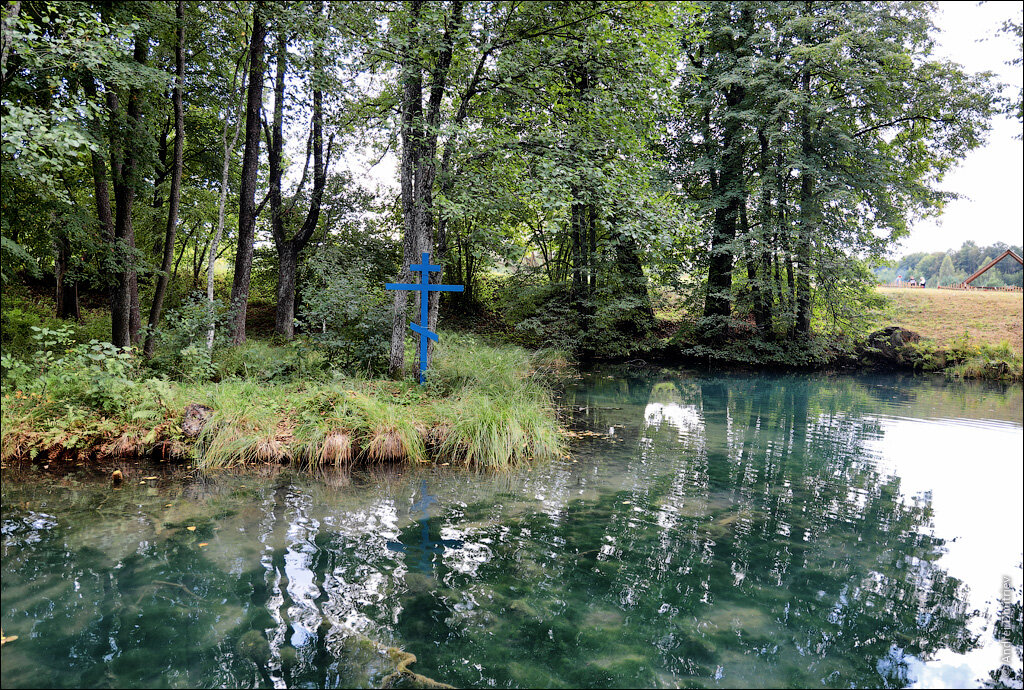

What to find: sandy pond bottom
left=2, top=369, right=1022, bottom=688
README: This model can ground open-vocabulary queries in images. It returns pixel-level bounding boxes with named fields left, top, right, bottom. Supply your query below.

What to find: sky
left=897, top=0, right=1023, bottom=256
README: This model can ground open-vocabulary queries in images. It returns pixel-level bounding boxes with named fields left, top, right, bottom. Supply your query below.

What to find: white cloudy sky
left=898, top=0, right=1023, bottom=255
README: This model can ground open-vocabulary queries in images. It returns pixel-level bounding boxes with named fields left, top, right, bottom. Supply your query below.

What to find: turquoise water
left=2, top=370, right=1022, bottom=688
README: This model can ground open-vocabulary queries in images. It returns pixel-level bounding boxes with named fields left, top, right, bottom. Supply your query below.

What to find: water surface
left=2, top=370, right=1022, bottom=688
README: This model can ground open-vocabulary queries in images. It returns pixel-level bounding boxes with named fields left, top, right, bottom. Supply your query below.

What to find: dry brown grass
left=366, top=427, right=406, bottom=462
left=875, top=287, right=1023, bottom=353
left=106, top=433, right=142, bottom=457
left=249, top=436, right=286, bottom=463
left=318, top=431, right=353, bottom=464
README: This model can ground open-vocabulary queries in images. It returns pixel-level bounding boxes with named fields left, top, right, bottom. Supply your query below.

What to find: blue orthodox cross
left=386, top=252, right=463, bottom=384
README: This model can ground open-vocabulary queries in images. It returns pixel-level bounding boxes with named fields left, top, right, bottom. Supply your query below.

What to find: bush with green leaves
left=2, top=325, right=137, bottom=414
left=298, top=247, right=391, bottom=373
left=213, top=339, right=329, bottom=383
left=144, top=294, right=236, bottom=382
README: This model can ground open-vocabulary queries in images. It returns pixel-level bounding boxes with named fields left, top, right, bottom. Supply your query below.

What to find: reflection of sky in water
left=869, top=416, right=1023, bottom=689
left=642, top=395, right=1022, bottom=689
left=644, top=402, right=704, bottom=438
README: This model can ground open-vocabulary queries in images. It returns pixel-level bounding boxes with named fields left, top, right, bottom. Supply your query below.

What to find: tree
left=668, top=1, right=996, bottom=341
left=227, top=0, right=267, bottom=344
left=143, top=0, right=185, bottom=358
left=264, top=3, right=337, bottom=339
left=937, top=253, right=956, bottom=286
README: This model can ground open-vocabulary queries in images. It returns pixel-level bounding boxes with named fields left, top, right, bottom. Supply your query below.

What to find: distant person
left=896, top=274, right=903, bottom=286
left=920, top=276, right=926, bottom=288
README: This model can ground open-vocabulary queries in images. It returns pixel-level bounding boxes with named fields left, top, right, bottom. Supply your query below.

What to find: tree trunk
left=391, top=0, right=463, bottom=379
left=274, top=244, right=299, bottom=337
left=229, top=0, right=267, bottom=345
left=795, top=33, right=814, bottom=337
left=0, top=1, right=20, bottom=83
left=389, top=0, right=426, bottom=379
left=82, top=77, right=117, bottom=333
left=749, top=131, right=772, bottom=335
left=588, top=203, right=598, bottom=295
left=103, top=33, right=149, bottom=348
left=614, top=232, right=654, bottom=334
left=206, top=52, right=248, bottom=349
left=55, top=231, right=80, bottom=321
left=702, top=9, right=751, bottom=330
left=703, top=99, right=744, bottom=325
left=270, top=31, right=328, bottom=340
left=144, top=0, right=185, bottom=358
left=268, top=33, right=288, bottom=335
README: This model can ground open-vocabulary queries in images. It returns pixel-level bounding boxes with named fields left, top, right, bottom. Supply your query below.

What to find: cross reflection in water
left=386, top=479, right=463, bottom=574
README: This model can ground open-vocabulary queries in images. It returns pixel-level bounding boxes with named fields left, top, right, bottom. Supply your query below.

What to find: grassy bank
left=865, top=287, right=1023, bottom=381
left=873, top=287, right=1023, bottom=353
left=1, top=332, right=568, bottom=472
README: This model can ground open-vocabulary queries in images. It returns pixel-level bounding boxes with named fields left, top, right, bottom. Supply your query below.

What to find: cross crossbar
left=385, top=252, right=463, bottom=383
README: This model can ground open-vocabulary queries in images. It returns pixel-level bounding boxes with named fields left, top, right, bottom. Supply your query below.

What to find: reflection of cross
left=386, top=252, right=464, bottom=384
left=386, top=480, right=463, bottom=574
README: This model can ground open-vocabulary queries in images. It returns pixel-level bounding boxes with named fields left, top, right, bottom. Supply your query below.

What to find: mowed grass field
left=875, top=287, right=1023, bottom=353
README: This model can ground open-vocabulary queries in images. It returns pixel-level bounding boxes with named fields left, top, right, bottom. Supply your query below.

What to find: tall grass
left=434, top=391, right=562, bottom=469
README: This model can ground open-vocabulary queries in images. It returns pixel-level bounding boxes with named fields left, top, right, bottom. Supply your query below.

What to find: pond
left=2, top=369, right=1022, bottom=689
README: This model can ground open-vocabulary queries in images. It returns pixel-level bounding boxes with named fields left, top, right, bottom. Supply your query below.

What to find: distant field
left=874, top=287, right=1023, bottom=353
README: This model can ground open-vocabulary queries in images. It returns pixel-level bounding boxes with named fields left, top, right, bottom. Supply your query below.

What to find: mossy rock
left=859, top=327, right=923, bottom=368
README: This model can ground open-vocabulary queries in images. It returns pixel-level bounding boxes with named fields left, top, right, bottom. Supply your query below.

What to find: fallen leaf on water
left=1, top=629, right=18, bottom=646
left=198, top=542, right=208, bottom=547
left=143, top=476, right=158, bottom=480
left=165, top=504, right=172, bottom=507
left=187, top=526, right=196, bottom=531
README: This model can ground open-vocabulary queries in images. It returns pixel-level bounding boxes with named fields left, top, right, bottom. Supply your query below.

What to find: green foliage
left=0, top=0, right=1008, bottom=374
left=946, top=339, right=1023, bottom=381
left=0, top=291, right=104, bottom=355
left=2, top=325, right=137, bottom=414
left=3, top=325, right=564, bottom=471
left=673, top=329, right=840, bottom=369
left=143, top=294, right=234, bottom=382
left=297, top=244, right=391, bottom=373
left=937, top=254, right=957, bottom=286
left=0, top=236, right=40, bottom=284
left=499, top=280, right=584, bottom=353
left=213, top=339, right=329, bottom=384
left=1, top=299, right=52, bottom=357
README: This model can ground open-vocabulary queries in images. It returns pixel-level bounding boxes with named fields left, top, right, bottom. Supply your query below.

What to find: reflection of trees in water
left=653, top=376, right=974, bottom=686
left=404, top=374, right=978, bottom=688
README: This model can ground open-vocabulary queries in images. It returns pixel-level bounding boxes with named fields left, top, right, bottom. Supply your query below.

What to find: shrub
left=298, top=246, right=391, bottom=373
left=2, top=325, right=137, bottom=414
left=213, top=339, right=329, bottom=383
left=145, top=293, right=236, bottom=382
